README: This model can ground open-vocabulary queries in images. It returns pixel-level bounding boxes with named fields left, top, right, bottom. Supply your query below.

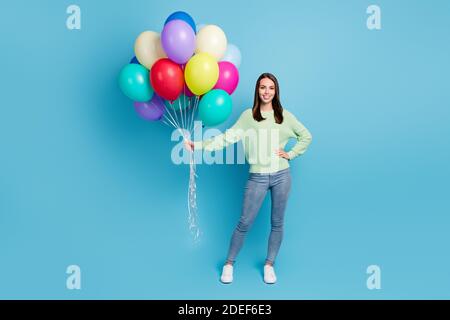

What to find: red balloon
left=150, top=58, right=184, bottom=101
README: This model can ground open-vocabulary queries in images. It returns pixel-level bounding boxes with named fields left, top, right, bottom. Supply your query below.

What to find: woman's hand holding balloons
left=184, top=139, right=194, bottom=152
left=117, top=10, right=244, bottom=243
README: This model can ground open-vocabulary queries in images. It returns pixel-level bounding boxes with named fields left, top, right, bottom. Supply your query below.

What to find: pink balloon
left=213, top=61, right=239, bottom=95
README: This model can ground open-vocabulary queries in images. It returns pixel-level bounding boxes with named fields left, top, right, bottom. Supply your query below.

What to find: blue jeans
left=226, top=168, right=292, bottom=265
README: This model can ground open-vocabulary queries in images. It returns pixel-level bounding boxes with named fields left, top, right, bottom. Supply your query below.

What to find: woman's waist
left=248, top=160, right=290, bottom=174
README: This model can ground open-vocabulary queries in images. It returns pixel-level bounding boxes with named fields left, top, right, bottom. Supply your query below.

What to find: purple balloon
left=133, top=94, right=165, bottom=121
left=161, top=20, right=195, bottom=64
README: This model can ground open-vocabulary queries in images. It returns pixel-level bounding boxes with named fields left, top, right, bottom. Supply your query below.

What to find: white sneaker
left=264, top=265, right=277, bottom=284
left=220, top=264, right=233, bottom=284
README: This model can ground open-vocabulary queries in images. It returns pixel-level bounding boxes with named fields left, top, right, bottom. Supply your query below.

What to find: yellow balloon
left=134, top=31, right=166, bottom=70
left=185, top=53, right=219, bottom=96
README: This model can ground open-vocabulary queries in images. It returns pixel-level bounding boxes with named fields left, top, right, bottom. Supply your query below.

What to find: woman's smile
left=259, top=78, right=276, bottom=104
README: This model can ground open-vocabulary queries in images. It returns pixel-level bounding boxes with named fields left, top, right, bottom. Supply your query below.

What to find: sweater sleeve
left=286, top=112, right=313, bottom=160
left=193, top=110, right=249, bottom=152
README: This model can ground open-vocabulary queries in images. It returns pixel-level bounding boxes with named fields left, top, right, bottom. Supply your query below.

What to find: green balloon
left=198, top=89, right=232, bottom=126
left=119, top=64, right=153, bottom=102
left=164, top=94, right=191, bottom=111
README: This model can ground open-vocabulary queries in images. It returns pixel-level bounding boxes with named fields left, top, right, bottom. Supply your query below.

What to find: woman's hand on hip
left=276, top=149, right=290, bottom=160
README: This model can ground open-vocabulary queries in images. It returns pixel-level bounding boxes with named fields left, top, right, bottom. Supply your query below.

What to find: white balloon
left=134, top=31, right=166, bottom=70
left=221, top=43, right=242, bottom=69
left=195, top=25, right=227, bottom=61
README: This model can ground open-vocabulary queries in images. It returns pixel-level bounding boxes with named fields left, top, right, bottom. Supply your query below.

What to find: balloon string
left=163, top=102, right=179, bottom=128
left=182, top=64, right=188, bottom=134
left=163, top=104, right=186, bottom=140
left=169, top=101, right=182, bottom=133
left=190, top=96, right=200, bottom=136
left=162, top=114, right=178, bottom=130
left=181, top=87, right=201, bottom=241
left=184, top=95, right=188, bottom=134
left=187, top=97, right=193, bottom=137
left=163, top=93, right=201, bottom=242
left=178, top=98, right=185, bottom=131
left=186, top=97, right=191, bottom=136
left=161, top=118, right=173, bottom=128
left=191, top=96, right=196, bottom=134
left=188, top=151, right=200, bottom=242
left=192, top=121, right=201, bottom=134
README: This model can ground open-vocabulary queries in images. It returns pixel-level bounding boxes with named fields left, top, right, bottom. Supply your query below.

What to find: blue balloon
left=164, top=11, right=196, bottom=33
left=130, top=56, right=139, bottom=64
left=198, top=89, right=232, bottom=126
left=118, top=64, right=154, bottom=102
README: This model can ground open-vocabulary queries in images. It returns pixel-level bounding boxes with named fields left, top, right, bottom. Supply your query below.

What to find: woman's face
left=258, top=77, right=276, bottom=104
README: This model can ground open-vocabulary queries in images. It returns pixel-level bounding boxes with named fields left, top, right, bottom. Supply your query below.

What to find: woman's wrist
left=193, top=141, right=203, bottom=150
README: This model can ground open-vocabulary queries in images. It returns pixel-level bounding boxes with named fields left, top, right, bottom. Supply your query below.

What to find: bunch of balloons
left=118, top=11, right=242, bottom=130
left=118, top=11, right=242, bottom=242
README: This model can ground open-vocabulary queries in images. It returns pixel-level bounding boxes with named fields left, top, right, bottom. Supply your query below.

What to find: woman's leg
left=225, top=173, right=269, bottom=264
left=266, top=169, right=292, bottom=265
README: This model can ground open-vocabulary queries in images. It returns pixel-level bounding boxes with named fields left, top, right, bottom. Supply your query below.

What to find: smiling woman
left=253, top=73, right=284, bottom=125
left=185, top=72, right=313, bottom=284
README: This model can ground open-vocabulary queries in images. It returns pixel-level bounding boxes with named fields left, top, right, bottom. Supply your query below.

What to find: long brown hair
left=252, top=73, right=284, bottom=124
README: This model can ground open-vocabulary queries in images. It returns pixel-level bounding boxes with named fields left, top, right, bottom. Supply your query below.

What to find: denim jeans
left=226, top=167, right=292, bottom=265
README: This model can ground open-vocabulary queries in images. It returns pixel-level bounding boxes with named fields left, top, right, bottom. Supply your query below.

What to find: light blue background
left=1, top=0, right=449, bottom=299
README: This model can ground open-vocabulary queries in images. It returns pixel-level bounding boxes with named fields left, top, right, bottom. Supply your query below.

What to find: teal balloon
left=198, top=89, right=232, bottom=126
left=165, top=94, right=191, bottom=111
left=119, top=64, right=153, bottom=102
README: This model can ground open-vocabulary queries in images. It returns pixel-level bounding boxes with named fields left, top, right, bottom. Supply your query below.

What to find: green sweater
left=194, top=108, right=312, bottom=173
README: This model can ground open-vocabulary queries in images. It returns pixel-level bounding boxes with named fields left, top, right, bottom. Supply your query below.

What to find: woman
left=185, top=73, right=312, bottom=284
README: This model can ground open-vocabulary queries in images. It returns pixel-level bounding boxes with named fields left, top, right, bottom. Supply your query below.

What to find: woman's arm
left=193, top=109, right=250, bottom=152
left=286, top=112, right=313, bottom=160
